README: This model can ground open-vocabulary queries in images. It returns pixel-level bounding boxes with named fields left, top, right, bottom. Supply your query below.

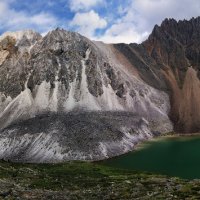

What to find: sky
left=0, top=0, right=200, bottom=44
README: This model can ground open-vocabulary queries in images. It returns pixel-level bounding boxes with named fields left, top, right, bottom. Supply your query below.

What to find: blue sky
left=0, top=0, right=200, bottom=43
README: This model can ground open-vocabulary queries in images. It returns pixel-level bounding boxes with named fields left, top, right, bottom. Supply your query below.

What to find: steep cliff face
left=115, top=17, right=200, bottom=133
left=143, top=17, right=200, bottom=132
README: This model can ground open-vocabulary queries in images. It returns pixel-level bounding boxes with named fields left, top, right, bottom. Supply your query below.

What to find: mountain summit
left=116, top=17, right=200, bottom=132
left=0, top=17, right=199, bottom=162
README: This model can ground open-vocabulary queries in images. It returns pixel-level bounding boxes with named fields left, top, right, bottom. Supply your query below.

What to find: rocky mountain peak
left=142, top=16, right=200, bottom=132
left=0, top=24, right=175, bottom=162
left=142, top=17, right=200, bottom=81
left=113, top=16, right=200, bottom=133
left=0, top=26, right=172, bottom=131
left=149, top=16, right=200, bottom=46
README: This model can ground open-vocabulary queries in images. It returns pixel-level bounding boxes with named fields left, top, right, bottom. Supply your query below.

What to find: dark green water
left=101, top=136, right=200, bottom=180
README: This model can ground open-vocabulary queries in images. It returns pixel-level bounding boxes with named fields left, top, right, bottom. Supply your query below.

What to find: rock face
left=0, top=28, right=172, bottom=131
left=115, top=17, right=200, bottom=133
left=0, top=28, right=173, bottom=162
left=143, top=17, right=200, bottom=132
left=5, top=17, right=200, bottom=161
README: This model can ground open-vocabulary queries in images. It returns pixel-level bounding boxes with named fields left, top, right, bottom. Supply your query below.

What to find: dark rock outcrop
left=115, top=17, right=200, bottom=133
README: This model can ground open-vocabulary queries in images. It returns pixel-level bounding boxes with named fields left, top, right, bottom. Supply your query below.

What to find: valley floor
left=0, top=161, right=199, bottom=199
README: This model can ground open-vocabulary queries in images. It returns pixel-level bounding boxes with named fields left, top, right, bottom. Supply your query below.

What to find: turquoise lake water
left=101, top=136, right=200, bottom=180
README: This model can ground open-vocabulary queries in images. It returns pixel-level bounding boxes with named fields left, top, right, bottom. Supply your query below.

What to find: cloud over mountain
left=0, top=0, right=200, bottom=43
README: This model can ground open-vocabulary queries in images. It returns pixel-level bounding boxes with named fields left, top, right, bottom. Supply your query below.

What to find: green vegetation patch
left=0, top=160, right=199, bottom=199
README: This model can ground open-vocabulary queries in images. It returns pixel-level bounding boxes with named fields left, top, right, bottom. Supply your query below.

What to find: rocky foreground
left=0, top=161, right=199, bottom=200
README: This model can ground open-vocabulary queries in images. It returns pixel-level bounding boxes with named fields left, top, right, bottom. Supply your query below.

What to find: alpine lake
left=100, top=135, right=200, bottom=180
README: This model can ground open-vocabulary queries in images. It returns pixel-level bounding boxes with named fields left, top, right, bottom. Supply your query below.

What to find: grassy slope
left=0, top=161, right=199, bottom=199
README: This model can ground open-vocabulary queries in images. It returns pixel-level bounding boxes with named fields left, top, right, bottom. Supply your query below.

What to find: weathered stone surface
left=0, top=28, right=173, bottom=162
left=114, top=17, right=200, bottom=133
left=142, top=17, right=200, bottom=132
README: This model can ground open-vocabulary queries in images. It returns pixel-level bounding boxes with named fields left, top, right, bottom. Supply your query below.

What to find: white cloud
left=69, top=0, right=103, bottom=11
left=1, top=0, right=200, bottom=44
left=0, top=1, right=58, bottom=33
left=94, top=0, right=200, bottom=44
left=132, top=0, right=200, bottom=31
left=30, top=13, right=57, bottom=26
left=94, top=23, right=149, bottom=44
left=70, top=10, right=107, bottom=37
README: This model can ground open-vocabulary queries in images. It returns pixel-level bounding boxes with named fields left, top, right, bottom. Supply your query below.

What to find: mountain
left=116, top=17, right=200, bottom=133
left=0, top=28, right=172, bottom=162
left=0, top=17, right=199, bottom=162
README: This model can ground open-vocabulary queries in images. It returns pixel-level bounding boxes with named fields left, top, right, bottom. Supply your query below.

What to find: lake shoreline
left=97, top=132, right=200, bottom=162
left=134, top=132, right=200, bottom=151
left=162, top=132, right=200, bottom=137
